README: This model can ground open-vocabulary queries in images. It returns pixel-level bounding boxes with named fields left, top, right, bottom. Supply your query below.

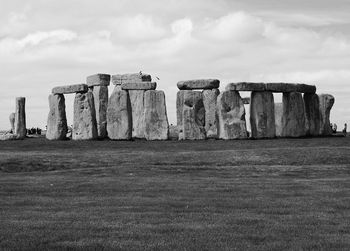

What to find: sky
left=1, top=0, right=350, bottom=130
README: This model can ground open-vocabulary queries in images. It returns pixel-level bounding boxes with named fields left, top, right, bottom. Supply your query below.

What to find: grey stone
left=52, top=84, right=88, bottom=94
left=217, top=91, right=247, bottom=139
left=15, top=97, right=26, bottom=139
left=319, top=94, right=335, bottom=136
left=73, top=92, right=98, bottom=140
left=282, top=92, right=306, bottom=137
left=250, top=91, right=275, bottom=139
left=225, top=82, right=265, bottom=92
left=203, top=89, right=220, bottom=138
left=0, top=134, right=17, bottom=141
left=86, top=74, right=111, bottom=87
left=266, top=83, right=297, bottom=93
left=296, top=84, right=316, bottom=93
left=107, top=87, right=132, bottom=140
left=92, top=86, right=108, bottom=139
left=9, top=113, right=15, bottom=132
left=112, top=73, right=152, bottom=85
left=176, top=91, right=185, bottom=128
left=129, top=90, right=146, bottom=138
left=177, top=79, right=220, bottom=90
left=303, top=93, right=321, bottom=136
left=274, top=103, right=283, bottom=137
left=46, top=94, right=68, bottom=140
left=121, top=82, right=157, bottom=90
left=169, top=125, right=179, bottom=140
left=144, top=90, right=169, bottom=140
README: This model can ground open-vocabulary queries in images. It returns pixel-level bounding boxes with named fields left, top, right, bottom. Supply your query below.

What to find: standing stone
left=15, top=97, right=26, bottom=139
left=179, top=91, right=206, bottom=140
left=73, top=92, right=98, bottom=140
left=107, top=87, right=132, bottom=140
left=129, top=90, right=146, bottom=138
left=250, top=91, right=275, bottom=139
left=319, top=94, right=335, bottom=136
left=176, top=91, right=185, bottom=127
left=46, top=94, right=68, bottom=140
left=274, top=103, right=283, bottom=137
left=203, top=89, right=220, bottom=138
left=144, top=90, right=169, bottom=140
left=9, top=113, right=15, bottom=132
left=217, top=91, right=247, bottom=139
left=304, top=93, right=321, bottom=136
left=282, top=92, right=306, bottom=137
left=92, top=86, right=108, bottom=139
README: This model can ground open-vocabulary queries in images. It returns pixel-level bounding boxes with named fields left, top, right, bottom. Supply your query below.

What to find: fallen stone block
left=319, top=94, right=335, bottom=136
left=46, top=94, right=68, bottom=140
left=112, top=73, right=152, bottom=85
left=304, top=93, right=321, bottom=136
left=86, top=74, right=111, bottom=87
left=0, top=134, right=17, bottom=141
left=282, top=92, right=306, bottom=137
left=177, top=79, right=220, bottom=90
left=52, top=84, right=88, bottom=94
left=225, top=82, right=265, bottom=92
left=15, top=97, right=26, bottom=139
left=203, top=89, right=220, bottom=138
left=121, top=82, right=157, bottom=90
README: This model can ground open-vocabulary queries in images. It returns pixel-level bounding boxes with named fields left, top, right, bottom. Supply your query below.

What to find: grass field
left=0, top=137, right=350, bottom=250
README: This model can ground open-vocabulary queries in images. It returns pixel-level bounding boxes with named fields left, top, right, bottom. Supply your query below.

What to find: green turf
left=0, top=137, right=349, bottom=250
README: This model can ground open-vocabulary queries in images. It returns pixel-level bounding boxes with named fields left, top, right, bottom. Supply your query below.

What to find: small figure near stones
left=332, top=123, right=337, bottom=134
left=343, top=123, right=347, bottom=136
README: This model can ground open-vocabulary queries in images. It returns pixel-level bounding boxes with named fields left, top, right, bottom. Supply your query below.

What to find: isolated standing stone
left=73, top=92, right=98, bottom=140
left=46, top=94, right=68, bottom=140
left=179, top=91, right=206, bottom=140
left=250, top=91, right=275, bottom=139
left=319, top=94, right=335, bottom=136
left=282, top=92, right=306, bottom=137
left=144, top=90, right=169, bottom=140
left=15, top=97, right=26, bottom=139
left=217, top=91, right=247, bottom=139
left=203, top=89, right=220, bottom=138
left=304, top=93, right=321, bottom=136
left=9, top=113, right=15, bottom=132
left=129, top=90, right=146, bottom=138
left=274, top=103, right=283, bottom=137
left=107, top=87, right=132, bottom=140
left=92, top=86, right=108, bottom=139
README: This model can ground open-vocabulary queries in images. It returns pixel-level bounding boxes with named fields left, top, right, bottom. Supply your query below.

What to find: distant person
left=343, top=123, right=347, bottom=136
left=333, top=123, right=337, bottom=134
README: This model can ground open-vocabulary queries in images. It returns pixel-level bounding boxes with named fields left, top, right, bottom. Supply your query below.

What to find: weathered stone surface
left=52, top=84, right=88, bottom=94
left=319, top=94, right=335, bottom=136
left=9, top=113, right=15, bottom=132
left=179, top=91, right=206, bottom=140
left=92, top=86, right=108, bottom=139
left=73, top=92, right=98, bottom=140
left=266, top=83, right=297, bottom=93
left=169, top=125, right=179, bottom=140
left=217, top=91, right=247, bottom=139
left=203, top=89, right=220, bottom=138
left=144, top=90, right=169, bottom=140
left=282, top=92, right=306, bottom=137
left=296, top=84, right=316, bottom=93
left=225, top=82, right=265, bottom=92
left=15, top=97, right=26, bottom=139
left=177, top=79, right=220, bottom=90
left=274, top=103, right=283, bottom=137
left=121, top=82, right=156, bottom=90
left=250, top=91, right=275, bottom=139
left=86, top=74, right=111, bottom=87
left=129, top=90, right=146, bottom=138
left=107, top=87, right=132, bottom=140
left=176, top=91, right=185, bottom=128
left=303, top=93, right=321, bottom=136
left=112, top=73, right=152, bottom=85
left=46, top=94, right=68, bottom=140
left=0, top=133, right=17, bottom=141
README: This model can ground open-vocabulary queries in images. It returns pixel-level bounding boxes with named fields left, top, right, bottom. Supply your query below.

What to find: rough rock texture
left=203, top=89, right=220, bottom=138
left=46, top=94, right=68, bottom=140
left=319, top=94, right=335, bottom=136
left=217, top=91, right=247, bottom=139
left=225, top=82, right=265, bottom=92
left=73, top=92, right=98, bottom=140
left=9, top=113, right=15, bottom=132
left=52, top=84, right=88, bottom=94
left=169, top=125, right=179, bottom=140
left=121, top=82, right=156, bottom=90
left=92, top=86, right=108, bottom=139
left=296, top=84, right=316, bottom=93
left=15, top=97, right=26, bottom=139
left=179, top=91, right=206, bottom=140
left=86, top=74, right=110, bottom=87
left=112, top=73, right=152, bottom=85
left=250, top=91, right=275, bottom=139
left=107, top=87, right=132, bottom=140
left=303, top=93, right=321, bottom=136
left=177, top=79, right=220, bottom=90
left=0, top=134, right=17, bottom=141
left=144, top=90, right=169, bottom=140
left=129, top=90, right=146, bottom=138
left=265, top=83, right=297, bottom=93
left=176, top=91, right=185, bottom=128
left=282, top=92, right=306, bottom=137
left=274, top=103, right=283, bottom=137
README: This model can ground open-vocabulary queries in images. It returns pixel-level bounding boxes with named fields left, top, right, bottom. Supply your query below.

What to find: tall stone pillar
left=274, top=103, right=283, bottom=137
left=15, top=97, right=26, bottom=139
left=303, top=93, right=321, bottom=136
left=203, top=89, right=220, bottom=139
left=319, top=94, right=335, bottom=136
left=282, top=92, right=306, bottom=137
left=129, top=90, right=146, bottom=139
left=46, top=94, right=68, bottom=140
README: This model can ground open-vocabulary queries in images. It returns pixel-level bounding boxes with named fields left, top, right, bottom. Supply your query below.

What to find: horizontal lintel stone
left=225, top=82, right=265, bottom=91
left=86, top=74, right=111, bottom=87
left=177, top=79, right=220, bottom=90
left=225, top=82, right=316, bottom=93
left=52, top=84, right=88, bottom=94
left=121, top=82, right=157, bottom=90
left=112, top=73, right=152, bottom=85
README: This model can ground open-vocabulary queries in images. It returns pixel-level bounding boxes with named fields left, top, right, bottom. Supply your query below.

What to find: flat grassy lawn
left=0, top=137, right=350, bottom=250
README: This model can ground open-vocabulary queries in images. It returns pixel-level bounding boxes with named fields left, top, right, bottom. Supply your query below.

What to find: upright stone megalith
left=73, top=92, right=98, bottom=140
left=9, top=113, right=15, bottom=132
left=129, top=90, right=146, bottom=139
left=46, top=94, right=68, bottom=140
left=319, top=94, right=335, bottom=136
left=15, top=97, right=26, bottom=139
left=176, top=90, right=185, bottom=128
left=304, top=93, right=321, bottom=136
left=217, top=91, right=247, bottom=139
left=203, top=89, right=219, bottom=139
left=282, top=92, right=306, bottom=137
left=107, top=87, right=132, bottom=140
left=250, top=91, right=275, bottom=139
left=144, top=90, right=169, bottom=140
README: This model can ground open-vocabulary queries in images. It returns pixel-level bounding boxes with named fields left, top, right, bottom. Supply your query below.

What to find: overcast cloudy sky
left=1, top=0, right=350, bottom=130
